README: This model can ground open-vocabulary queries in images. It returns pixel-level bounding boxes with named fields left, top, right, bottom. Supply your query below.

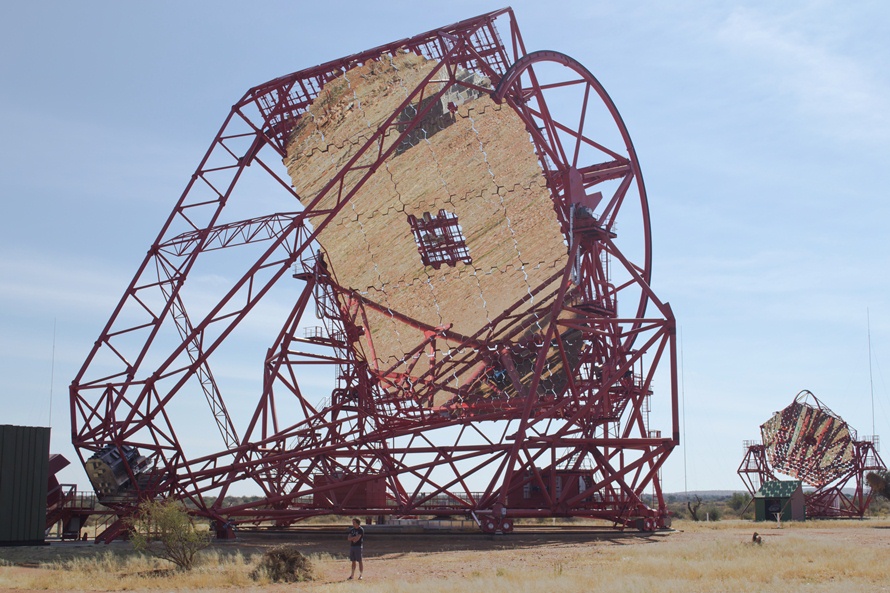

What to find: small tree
left=126, top=499, right=210, bottom=571
left=687, top=495, right=702, bottom=521
left=867, top=471, right=890, bottom=500
left=702, top=504, right=722, bottom=521
left=727, top=492, right=751, bottom=512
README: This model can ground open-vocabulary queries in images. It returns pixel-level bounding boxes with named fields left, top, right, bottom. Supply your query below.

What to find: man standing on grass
left=347, top=517, right=364, bottom=580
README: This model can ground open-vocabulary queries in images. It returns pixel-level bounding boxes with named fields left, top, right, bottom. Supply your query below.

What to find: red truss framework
left=738, top=390, right=885, bottom=518
left=70, top=8, right=679, bottom=539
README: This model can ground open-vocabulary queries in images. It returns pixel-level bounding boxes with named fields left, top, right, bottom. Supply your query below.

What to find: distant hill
left=664, top=490, right=739, bottom=499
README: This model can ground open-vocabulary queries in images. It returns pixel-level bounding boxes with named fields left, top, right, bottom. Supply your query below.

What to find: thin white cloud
left=0, top=249, right=304, bottom=334
left=0, top=252, right=124, bottom=313
left=0, top=100, right=196, bottom=205
left=715, top=7, right=890, bottom=144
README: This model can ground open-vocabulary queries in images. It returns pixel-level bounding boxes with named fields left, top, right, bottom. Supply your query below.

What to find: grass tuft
left=249, top=545, right=316, bottom=583
left=2, top=549, right=261, bottom=590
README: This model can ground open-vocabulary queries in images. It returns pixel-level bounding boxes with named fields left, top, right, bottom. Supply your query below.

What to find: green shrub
left=125, top=499, right=210, bottom=571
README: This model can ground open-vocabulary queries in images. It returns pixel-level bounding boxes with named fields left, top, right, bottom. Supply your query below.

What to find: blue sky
left=1, top=1, right=888, bottom=496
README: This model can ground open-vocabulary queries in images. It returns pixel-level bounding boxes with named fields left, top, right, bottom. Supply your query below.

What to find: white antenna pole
left=868, top=308, right=875, bottom=437
left=49, top=318, right=56, bottom=428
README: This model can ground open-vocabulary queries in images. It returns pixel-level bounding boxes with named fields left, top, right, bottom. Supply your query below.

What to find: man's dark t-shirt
left=349, top=526, right=364, bottom=547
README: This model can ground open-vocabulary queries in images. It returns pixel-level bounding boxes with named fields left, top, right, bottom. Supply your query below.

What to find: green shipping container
left=0, top=425, right=51, bottom=545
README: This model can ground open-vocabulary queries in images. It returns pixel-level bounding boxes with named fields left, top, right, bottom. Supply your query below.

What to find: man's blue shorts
left=349, top=546, right=363, bottom=562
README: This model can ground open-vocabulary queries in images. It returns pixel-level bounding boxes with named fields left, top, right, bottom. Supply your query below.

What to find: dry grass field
left=3, top=519, right=890, bottom=592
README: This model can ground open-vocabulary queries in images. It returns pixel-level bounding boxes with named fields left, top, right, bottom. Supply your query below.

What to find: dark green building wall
left=0, top=425, right=50, bottom=545
left=754, top=497, right=790, bottom=522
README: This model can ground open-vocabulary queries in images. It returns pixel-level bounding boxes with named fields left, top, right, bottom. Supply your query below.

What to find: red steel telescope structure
left=739, top=390, right=885, bottom=518
left=70, top=7, right=679, bottom=538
